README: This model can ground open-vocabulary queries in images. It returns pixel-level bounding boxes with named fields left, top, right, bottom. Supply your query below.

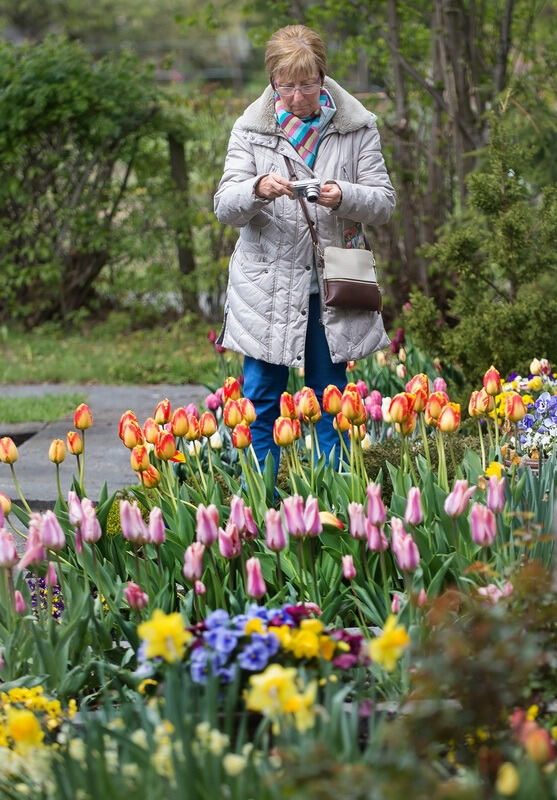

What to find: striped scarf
left=274, top=88, right=334, bottom=168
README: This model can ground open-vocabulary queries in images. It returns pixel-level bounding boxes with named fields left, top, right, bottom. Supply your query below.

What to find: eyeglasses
left=275, top=81, right=321, bottom=97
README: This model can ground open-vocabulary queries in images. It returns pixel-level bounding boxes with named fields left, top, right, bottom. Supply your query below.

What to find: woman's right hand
left=255, top=172, right=293, bottom=200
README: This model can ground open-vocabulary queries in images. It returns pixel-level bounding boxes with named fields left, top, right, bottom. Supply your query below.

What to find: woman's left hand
left=318, top=182, right=342, bottom=209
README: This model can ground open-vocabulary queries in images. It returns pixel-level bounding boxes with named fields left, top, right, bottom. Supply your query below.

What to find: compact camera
left=290, top=179, right=321, bottom=203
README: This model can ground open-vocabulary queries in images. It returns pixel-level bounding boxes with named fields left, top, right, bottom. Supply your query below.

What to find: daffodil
left=137, top=609, right=192, bottom=663
left=245, top=664, right=298, bottom=717
left=5, top=708, right=44, bottom=752
left=485, top=460, right=505, bottom=478
left=368, top=615, right=410, bottom=672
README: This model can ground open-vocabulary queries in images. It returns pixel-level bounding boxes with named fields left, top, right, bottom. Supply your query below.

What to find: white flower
left=222, top=753, right=247, bottom=776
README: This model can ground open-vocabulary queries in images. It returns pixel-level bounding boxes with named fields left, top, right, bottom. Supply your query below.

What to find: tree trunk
left=168, top=133, right=198, bottom=313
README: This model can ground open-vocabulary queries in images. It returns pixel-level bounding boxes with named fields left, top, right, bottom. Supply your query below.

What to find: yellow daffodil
left=5, top=709, right=44, bottom=752
left=137, top=609, right=192, bottom=663
left=245, top=664, right=298, bottom=718
left=368, top=615, right=410, bottom=672
left=485, top=461, right=505, bottom=478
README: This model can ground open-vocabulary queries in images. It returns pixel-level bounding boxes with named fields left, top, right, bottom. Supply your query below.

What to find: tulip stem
left=379, top=551, right=390, bottom=616
left=477, top=420, right=486, bottom=472
left=359, top=540, right=371, bottom=585
left=193, top=450, right=208, bottom=495
left=403, top=437, right=419, bottom=486
left=435, top=431, right=449, bottom=493
left=275, top=551, right=284, bottom=595
left=494, top=412, right=500, bottom=454
left=349, top=584, right=369, bottom=637
left=418, top=413, right=431, bottom=468
left=309, top=539, right=320, bottom=605
left=55, top=464, right=64, bottom=508
left=337, top=429, right=350, bottom=473
left=297, top=538, right=306, bottom=602
left=79, top=431, right=86, bottom=494
left=9, top=465, right=32, bottom=515
left=206, top=441, right=215, bottom=479
left=447, top=435, right=458, bottom=478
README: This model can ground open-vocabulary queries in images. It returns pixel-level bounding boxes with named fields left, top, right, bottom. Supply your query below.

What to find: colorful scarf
left=274, top=88, right=334, bottom=168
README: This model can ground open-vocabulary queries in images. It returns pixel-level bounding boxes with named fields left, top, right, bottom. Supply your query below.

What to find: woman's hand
left=255, top=172, right=293, bottom=200
left=318, top=181, right=342, bottom=209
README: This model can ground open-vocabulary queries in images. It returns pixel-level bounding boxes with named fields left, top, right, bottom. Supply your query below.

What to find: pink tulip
left=356, top=380, right=368, bottom=398
left=67, top=491, right=83, bottom=527
left=477, top=584, right=504, bottom=604
left=229, top=495, right=247, bottom=531
left=369, top=390, right=382, bottom=406
left=14, top=590, right=27, bottom=614
left=124, top=582, right=148, bottom=610
left=148, top=507, right=166, bottom=545
left=366, top=483, right=386, bottom=526
left=81, top=498, right=102, bottom=544
left=348, top=502, right=366, bottom=540
left=196, top=503, right=219, bottom=546
left=242, top=506, right=259, bottom=540
left=341, top=554, right=356, bottom=580
left=18, top=514, right=46, bottom=570
left=404, top=487, right=423, bottom=526
left=390, top=517, right=406, bottom=549
left=303, top=496, right=322, bottom=537
left=417, top=588, right=427, bottom=607
left=265, top=508, right=287, bottom=552
left=46, top=562, right=57, bottom=587
left=391, top=594, right=401, bottom=613
left=0, top=529, right=18, bottom=568
left=444, top=480, right=476, bottom=518
left=391, top=519, right=420, bottom=570
left=282, top=495, right=305, bottom=538
left=40, top=511, right=65, bottom=551
left=183, top=542, right=205, bottom=582
left=433, top=377, right=447, bottom=393
left=365, top=521, right=389, bottom=552
left=469, top=503, right=496, bottom=547
left=205, top=392, right=221, bottom=411
left=218, top=521, right=242, bottom=559
left=194, top=580, right=206, bottom=595
left=369, top=404, right=383, bottom=422
left=185, top=403, right=199, bottom=419
left=120, top=500, right=149, bottom=545
left=246, top=557, right=266, bottom=598
left=486, top=475, right=505, bottom=514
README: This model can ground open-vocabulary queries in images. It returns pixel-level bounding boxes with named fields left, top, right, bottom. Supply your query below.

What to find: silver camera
left=290, top=179, right=321, bottom=203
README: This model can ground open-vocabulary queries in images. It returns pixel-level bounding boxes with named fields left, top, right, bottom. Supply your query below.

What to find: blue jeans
left=243, top=294, right=347, bottom=474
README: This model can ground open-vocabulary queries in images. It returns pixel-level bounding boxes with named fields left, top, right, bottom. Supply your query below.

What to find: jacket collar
left=235, top=76, right=375, bottom=135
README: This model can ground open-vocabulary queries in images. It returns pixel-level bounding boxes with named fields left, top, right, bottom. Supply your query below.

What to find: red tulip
left=223, top=376, right=241, bottom=402
left=155, top=431, right=177, bottom=460
left=118, top=410, right=138, bottom=440
left=505, top=392, right=526, bottom=422
left=406, top=374, right=429, bottom=413
left=340, top=390, right=366, bottom=425
left=389, top=393, right=415, bottom=423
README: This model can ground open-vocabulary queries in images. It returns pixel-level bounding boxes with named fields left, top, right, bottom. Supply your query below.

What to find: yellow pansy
left=244, top=617, right=264, bottom=635
left=528, top=376, right=543, bottom=391
left=268, top=625, right=292, bottom=648
left=368, top=615, right=410, bottom=672
left=319, top=635, right=336, bottom=661
left=300, top=619, right=324, bottom=635
left=521, top=394, right=534, bottom=407
left=137, top=609, right=192, bottom=663
left=289, top=630, right=320, bottom=659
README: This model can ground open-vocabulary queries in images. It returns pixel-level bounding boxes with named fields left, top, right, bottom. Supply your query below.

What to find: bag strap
left=282, top=155, right=323, bottom=260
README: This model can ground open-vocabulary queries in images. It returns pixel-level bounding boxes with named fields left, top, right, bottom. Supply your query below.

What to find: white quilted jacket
left=214, top=77, right=396, bottom=367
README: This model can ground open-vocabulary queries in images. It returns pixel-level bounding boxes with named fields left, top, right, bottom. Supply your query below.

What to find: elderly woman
left=214, top=24, right=396, bottom=471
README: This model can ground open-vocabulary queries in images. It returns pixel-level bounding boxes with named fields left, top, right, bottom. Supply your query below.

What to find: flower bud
left=48, top=439, right=66, bottom=464
left=341, top=390, right=366, bottom=425
left=298, top=387, right=322, bottom=423
left=141, top=465, right=161, bottom=488
left=154, top=431, right=176, bottom=461
left=395, top=412, right=417, bottom=436
left=118, top=410, right=138, bottom=441
left=0, top=529, right=18, bottom=568
left=279, top=392, right=297, bottom=419
left=444, top=479, right=476, bottom=518
left=334, top=412, right=351, bottom=432
left=0, top=492, right=11, bottom=517
left=153, top=398, right=171, bottom=425
left=209, top=431, right=223, bottom=449
left=246, top=557, right=266, bottom=598
left=119, top=500, right=149, bottom=544
left=67, top=491, right=82, bottom=526
left=0, top=437, right=18, bottom=464
left=366, top=521, right=389, bottom=552
left=66, top=431, right=83, bottom=456
left=424, top=391, right=449, bottom=425
left=366, top=482, right=386, bottom=526
left=46, top=561, right=58, bottom=587
left=505, top=392, right=526, bottom=422
left=231, top=423, right=251, bottom=449
left=348, top=502, right=366, bottom=540
left=469, top=502, right=496, bottom=547
left=183, top=542, right=205, bottom=582
left=303, top=495, right=322, bottom=537
left=14, top=590, right=27, bottom=614
left=40, top=510, right=66, bottom=551
left=171, top=407, right=189, bottom=437
left=486, top=475, right=505, bottom=514
left=194, top=580, right=206, bottom=595
left=124, top=582, right=148, bottom=610
left=404, top=487, right=423, bottom=526
left=396, top=363, right=407, bottom=379
left=238, top=397, right=256, bottom=425
left=218, top=521, right=242, bottom=559
left=223, top=399, right=243, bottom=428
left=223, top=376, right=242, bottom=402
left=437, top=402, right=461, bottom=433
left=282, top=495, right=305, bottom=538
left=199, top=411, right=217, bottom=438
left=376, top=350, right=387, bottom=367
left=81, top=497, right=102, bottom=543
left=342, top=554, right=356, bottom=580
left=389, top=393, right=415, bottom=423
left=322, top=385, right=342, bottom=415
left=273, top=416, right=295, bottom=447
left=391, top=594, right=400, bottom=613
left=148, top=506, right=166, bottom=545
left=122, top=420, right=144, bottom=449
left=131, top=444, right=150, bottom=472
left=74, top=403, right=93, bottom=430
left=205, top=392, right=221, bottom=411
left=142, top=417, right=159, bottom=444
left=196, top=504, right=219, bottom=546
left=483, top=365, right=502, bottom=396
left=265, top=508, right=287, bottom=552
left=184, top=414, right=200, bottom=441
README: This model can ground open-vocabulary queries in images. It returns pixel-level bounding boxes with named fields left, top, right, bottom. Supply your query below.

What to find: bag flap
left=323, top=246, right=377, bottom=282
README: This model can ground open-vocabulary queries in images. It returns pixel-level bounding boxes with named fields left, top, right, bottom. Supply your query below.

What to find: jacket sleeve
left=331, top=122, right=396, bottom=225
left=214, top=127, right=272, bottom=228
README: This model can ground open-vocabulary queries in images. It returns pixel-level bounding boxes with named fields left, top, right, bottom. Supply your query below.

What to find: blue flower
left=190, top=648, right=210, bottom=684
left=231, top=613, right=250, bottom=631
left=252, top=632, right=280, bottom=657
left=203, top=626, right=241, bottom=654
left=238, top=641, right=270, bottom=671
left=519, top=414, right=535, bottom=430
left=204, top=609, right=230, bottom=629
left=216, top=663, right=237, bottom=683
left=245, top=604, right=271, bottom=622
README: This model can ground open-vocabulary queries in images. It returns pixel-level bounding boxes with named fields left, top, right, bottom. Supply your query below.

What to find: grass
left=0, top=311, right=241, bottom=386
left=0, top=393, right=86, bottom=423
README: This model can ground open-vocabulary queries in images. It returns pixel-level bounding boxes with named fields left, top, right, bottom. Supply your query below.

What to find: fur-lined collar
left=235, top=76, right=375, bottom=135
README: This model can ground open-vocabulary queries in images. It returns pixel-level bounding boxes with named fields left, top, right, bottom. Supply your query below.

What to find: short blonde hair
left=265, top=25, right=327, bottom=84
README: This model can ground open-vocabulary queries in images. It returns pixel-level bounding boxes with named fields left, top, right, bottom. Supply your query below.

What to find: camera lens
left=305, top=184, right=319, bottom=203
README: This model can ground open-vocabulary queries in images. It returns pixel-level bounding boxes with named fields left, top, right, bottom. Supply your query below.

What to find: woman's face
left=273, top=72, right=322, bottom=117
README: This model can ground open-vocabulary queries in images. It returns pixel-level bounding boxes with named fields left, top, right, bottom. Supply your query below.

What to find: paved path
left=0, top=383, right=207, bottom=509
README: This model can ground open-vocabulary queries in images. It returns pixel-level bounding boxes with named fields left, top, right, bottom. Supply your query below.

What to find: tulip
left=0, top=529, right=18, bottom=568
left=342, top=554, right=356, bottom=580
left=469, top=502, right=496, bottom=547
left=81, top=497, right=102, bottom=543
left=417, top=588, right=427, bottom=607
left=223, top=399, right=243, bottom=428
left=437, top=402, right=461, bottom=433
left=424, top=391, right=449, bottom=426
left=183, top=414, right=200, bottom=441
left=391, top=594, right=400, bottom=613
left=0, top=437, right=18, bottom=464
left=279, top=391, right=297, bottom=419
left=495, top=763, right=520, bottom=796
left=205, top=392, right=221, bottom=411
left=273, top=416, right=295, bottom=447
left=171, top=407, right=189, bottom=437
left=396, top=363, right=407, bottom=379
left=218, top=521, right=242, bottom=558
left=122, top=420, right=144, bottom=449
left=142, top=417, right=159, bottom=444
left=369, top=389, right=382, bottom=406
left=124, top=582, right=148, bottom=610
left=398, top=347, right=406, bottom=363
left=196, top=503, right=219, bottom=546
left=392, top=526, right=420, bottom=571
left=433, top=377, right=447, bottom=393
left=388, top=393, right=415, bottom=423
left=74, top=403, right=93, bottom=430
left=348, top=502, right=366, bottom=540
left=14, top=590, right=27, bottom=614
left=355, top=379, right=368, bottom=398
left=229, top=495, right=248, bottom=533
left=141, top=465, right=161, bottom=488
left=153, top=398, right=172, bottom=425
left=322, top=384, right=342, bottom=415
left=46, top=561, right=57, bottom=587
left=366, top=483, right=386, bottom=526
left=303, top=495, right=322, bottom=537
left=155, top=431, right=176, bottom=461
left=376, top=350, right=387, bottom=367
left=119, top=500, right=149, bottom=544
left=183, top=542, right=205, bottom=582
left=231, top=423, right=251, bottom=449
left=194, top=580, right=206, bottom=595
left=66, top=491, right=82, bottom=527
left=118, top=410, right=138, bottom=440
left=265, top=508, right=287, bottom=552
left=128, top=444, right=148, bottom=472
left=405, top=375, right=428, bottom=413
left=444, top=479, right=476, bottom=517
left=0, top=492, right=11, bottom=517
left=365, top=521, right=389, bottom=552
left=395, top=412, right=417, bottom=436
left=404, top=487, right=423, bottom=526
left=148, top=506, right=166, bottom=545
left=246, top=556, right=266, bottom=598
left=529, top=358, right=541, bottom=375
left=188, top=440, right=202, bottom=456
left=48, top=439, right=66, bottom=464
left=381, top=397, right=392, bottom=423
left=66, top=431, right=83, bottom=456
left=209, top=431, right=223, bottom=450
left=505, top=392, right=526, bottom=422
left=223, top=376, right=241, bottom=402
left=17, top=514, right=46, bottom=569
left=483, top=365, right=502, bottom=396
left=476, top=388, right=494, bottom=414
left=487, top=475, right=505, bottom=514
left=185, top=402, right=199, bottom=419
left=238, top=397, right=256, bottom=425
left=39, top=510, right=65, bottom=551
left=340, top=390, right=366, bottom=425
left=468, top=390, right=482, bottom=418
left=282, top=495, right=305, bottom=538
left=298, top=387, right=322, bottom=423
left=524, top=727, right=554, bottom=764
left=199, top=412, right=217, bottom=438
left=334, top=412, right=351, bottom=433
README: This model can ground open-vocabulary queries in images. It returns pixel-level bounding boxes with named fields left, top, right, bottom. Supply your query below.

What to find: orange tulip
left=0, top=437, right=18, bottom=464
left=424, top=391, right=449, bottom=425
left=438, top=402, right=461, bottom=433
left=199, top=411, right=217, bottom=437
left=279, top=392, right=297, bottom=419
left=322, top=384, right=342, bottom=415
left=406, top=374, right=429, bottom=413
left=118, top=410, right=138, bottom=440
left=505, top=392, right=527, bottom=422
left=131, top=444, right=150, bottom=472
left=340, top=390, right=366, bottom=425
left=155, top=431, right=177, bottom=460
left=232, top=423, right=252, bottom=449
left=273, top=416, right=295, bottom=447
left=389, top=392, right=415, bottom=423
left=122, top=420, right=144, bottom=449
left=66, top=431, right=83, bottom=455
left=223, top=376, right=241, bottom=402
left=142, top=417, right=160, bottom=444
left=238, top=397, right=257, bottom=425
left=171, top=407, right=189, bottom=437
left=395, top=412, right=417, bottom=436
left=48, top=439, right=66, bottom=464
left=154, top=398, right=172, bottom=425
left=223, top=399, right=243, bottom=428
left=141, top=465, right=161, bottom=488
left=298, top=387, right=322, bottom=423
left=185, top=414, right=200, bottom=441
left=74, top=403, right=93, bottom=430
left=334, top=412, right=351, bottom=433
left=483, top=365, right=502, bottom=396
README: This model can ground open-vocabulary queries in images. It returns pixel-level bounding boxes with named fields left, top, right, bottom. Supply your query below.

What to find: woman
left=214, top=24, right=396, bottom=471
